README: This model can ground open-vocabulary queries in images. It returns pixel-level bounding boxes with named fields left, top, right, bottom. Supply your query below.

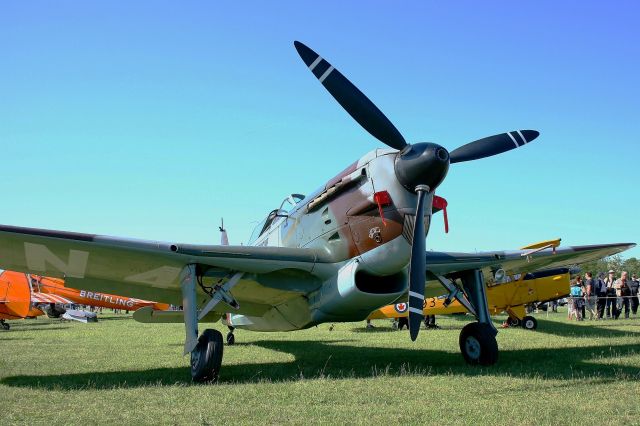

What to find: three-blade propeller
left=294, top=41, right=539, bottom=341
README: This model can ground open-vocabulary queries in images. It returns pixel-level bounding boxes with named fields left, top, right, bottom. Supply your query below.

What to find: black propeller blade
left=449, top=130, right=539, bottom=164
left=408, top=185, right=430, bottom=341
left=294, top=41, right=407, bottom=150
left=294, top=41, right=542, bottom=344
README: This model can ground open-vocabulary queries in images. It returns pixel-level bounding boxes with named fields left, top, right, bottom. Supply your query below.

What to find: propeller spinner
left=294, top=41, right=539, bottom=341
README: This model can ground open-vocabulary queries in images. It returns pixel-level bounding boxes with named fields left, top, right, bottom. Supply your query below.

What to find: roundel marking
left=395, top=303, right=408, bottom=314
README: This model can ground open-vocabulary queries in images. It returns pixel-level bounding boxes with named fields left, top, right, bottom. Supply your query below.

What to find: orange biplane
left=0, top=270, right=169, bottom=329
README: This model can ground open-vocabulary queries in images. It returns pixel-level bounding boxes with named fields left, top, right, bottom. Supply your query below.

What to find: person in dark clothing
left=614, top=271, right=631, bottom=319
left=630, top=274, right=639, bottom=316
left=584, top=272, right=597, bottom=320
left=595, top=272, right=607, bottom=319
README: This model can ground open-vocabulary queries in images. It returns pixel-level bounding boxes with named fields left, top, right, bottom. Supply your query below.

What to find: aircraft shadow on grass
left=3, top=327, right=70, bottom=333
left=533, top=318, right=640, bottom=338
left=3, top=320, right=640, bottom=389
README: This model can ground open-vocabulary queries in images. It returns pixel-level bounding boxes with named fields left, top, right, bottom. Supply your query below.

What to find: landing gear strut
left=457, top=269, right=499, bottom=366
left=0, top=320, right=9, bottom=330
left=180, top=264, right=225, bottom=382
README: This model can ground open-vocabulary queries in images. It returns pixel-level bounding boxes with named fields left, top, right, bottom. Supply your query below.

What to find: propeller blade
left=408, top=186, right=430, bottom=341
left=294, top=41, right=407, bottom=150
left=449, top=130, right=539, bottom=164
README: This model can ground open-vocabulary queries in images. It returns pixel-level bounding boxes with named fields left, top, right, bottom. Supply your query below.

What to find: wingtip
left=522, top=130, right=540, bottom=142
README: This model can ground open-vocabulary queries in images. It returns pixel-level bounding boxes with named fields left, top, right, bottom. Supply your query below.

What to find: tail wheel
left=459, top=322, right=498, bottom=366
left=522, top=316, right=538, bottom=330
left=191, top=329, right=224, bottom=383
left=226, top=332, right=235, bottom=345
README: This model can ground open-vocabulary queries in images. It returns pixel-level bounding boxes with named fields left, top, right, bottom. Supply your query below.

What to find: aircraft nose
left=394, top=142, right=450, bottom=192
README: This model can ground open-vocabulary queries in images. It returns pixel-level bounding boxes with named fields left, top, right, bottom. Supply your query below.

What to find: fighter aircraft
left=368, top=265, right=575, bottom=331
left=0, top=41, right=634, bottom=382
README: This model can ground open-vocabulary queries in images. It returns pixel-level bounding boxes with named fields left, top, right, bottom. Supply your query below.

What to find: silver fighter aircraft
left=0, top=41, right=634, bottom=382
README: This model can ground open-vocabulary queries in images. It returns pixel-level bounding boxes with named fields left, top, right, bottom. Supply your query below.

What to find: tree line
left=579, top=256, right=640, bottom=277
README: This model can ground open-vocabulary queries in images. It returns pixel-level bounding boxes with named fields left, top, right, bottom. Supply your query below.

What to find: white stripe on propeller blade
left=507, top=132, right=519, bottom=148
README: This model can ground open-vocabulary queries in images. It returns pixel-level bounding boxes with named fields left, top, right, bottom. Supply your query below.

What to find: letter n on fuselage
left=24, top=243, right=89, bottom=278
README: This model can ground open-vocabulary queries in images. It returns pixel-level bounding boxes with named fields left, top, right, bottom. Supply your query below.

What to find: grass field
left=2, top=310, right=640, bottom=425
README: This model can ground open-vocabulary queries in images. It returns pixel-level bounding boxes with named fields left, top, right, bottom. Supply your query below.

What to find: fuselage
left=227, top=149, right=437, bottom=331
left=32, top=275, right=170, bottom=311
left=249, top=148, right=431, bottom=271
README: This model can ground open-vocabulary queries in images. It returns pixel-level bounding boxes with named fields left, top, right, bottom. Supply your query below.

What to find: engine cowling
left=310, top=259, right=408, bottom=323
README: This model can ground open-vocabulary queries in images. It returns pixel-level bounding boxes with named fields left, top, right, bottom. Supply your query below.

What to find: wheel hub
left=465, top=336, right=481, bottom=360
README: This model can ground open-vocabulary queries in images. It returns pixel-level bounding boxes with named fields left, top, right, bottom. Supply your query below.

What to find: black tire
left=1, top=322, right=9, bottom=331
left=521, top=315, right=538, bottom=330
left=506, top=317, right=521, bottom=327
left=226, top=332, right=235, bottom=345
left=459, top=322, right=498, bottom=366
left=191, top=329, right=224, bottom=383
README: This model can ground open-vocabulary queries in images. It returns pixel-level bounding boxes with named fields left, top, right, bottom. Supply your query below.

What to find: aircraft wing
left=0, top=225, right=330, bottom=317
left=423, top=242, right=635, bottom=296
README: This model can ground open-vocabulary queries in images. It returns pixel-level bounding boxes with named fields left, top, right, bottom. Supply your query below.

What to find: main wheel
left=506, top=317, right=521, bottom=327
left=459, top=322, right=498, bottom=366
left=191, top=329, right=224, bottom=383
left=226, top=332, right=235, bottom=345
left=521, top=315, right=538, bottom=330
left=1, top=321, right=9, bottom=330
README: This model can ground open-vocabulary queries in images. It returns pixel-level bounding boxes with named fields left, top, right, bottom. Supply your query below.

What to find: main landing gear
left=0, top=320, right=9, bottom=330
left=503, top=315, right=537, bottom=330
left=435, top=269, right=499, bottom=366
left=180, top=264, right=243, bottom=383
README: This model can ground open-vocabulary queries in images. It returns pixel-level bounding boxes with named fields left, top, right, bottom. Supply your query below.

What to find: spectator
left=424, top=315, right=439, bottom=329
left=569, top=277, right=583, bottom=321
left=584, top=272, right=597, bottom=320
left=604, top=270, right=617, bottom=319
left=630, top=274, right=639, bottom=317
left=580, top=278, right=587, bottom=319
left=614, top=271, right=631, bottom=319
left=595, top=272, right=607, bottom=319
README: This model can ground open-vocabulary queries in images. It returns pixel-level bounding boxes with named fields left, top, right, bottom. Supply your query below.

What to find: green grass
left=2, top=310, right=640, bottom=425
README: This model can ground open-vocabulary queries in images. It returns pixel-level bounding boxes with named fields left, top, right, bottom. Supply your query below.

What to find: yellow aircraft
left=369, top=240, right=571, bottom=331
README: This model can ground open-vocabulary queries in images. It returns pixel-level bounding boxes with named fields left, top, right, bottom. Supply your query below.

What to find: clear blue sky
left=1, top=1, right=638, bottom=258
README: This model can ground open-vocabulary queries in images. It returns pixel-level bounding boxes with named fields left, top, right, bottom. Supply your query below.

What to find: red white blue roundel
left=394, top=302, right=408, bottom=314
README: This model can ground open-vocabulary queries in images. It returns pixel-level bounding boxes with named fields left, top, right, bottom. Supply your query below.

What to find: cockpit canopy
left=248, top=194, right=305, bottom=245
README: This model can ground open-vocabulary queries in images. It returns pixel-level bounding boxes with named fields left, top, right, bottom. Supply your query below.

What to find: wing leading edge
left=0, top=224, right=331, bottom=314
left=423, top=242, right=635, bottom=297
